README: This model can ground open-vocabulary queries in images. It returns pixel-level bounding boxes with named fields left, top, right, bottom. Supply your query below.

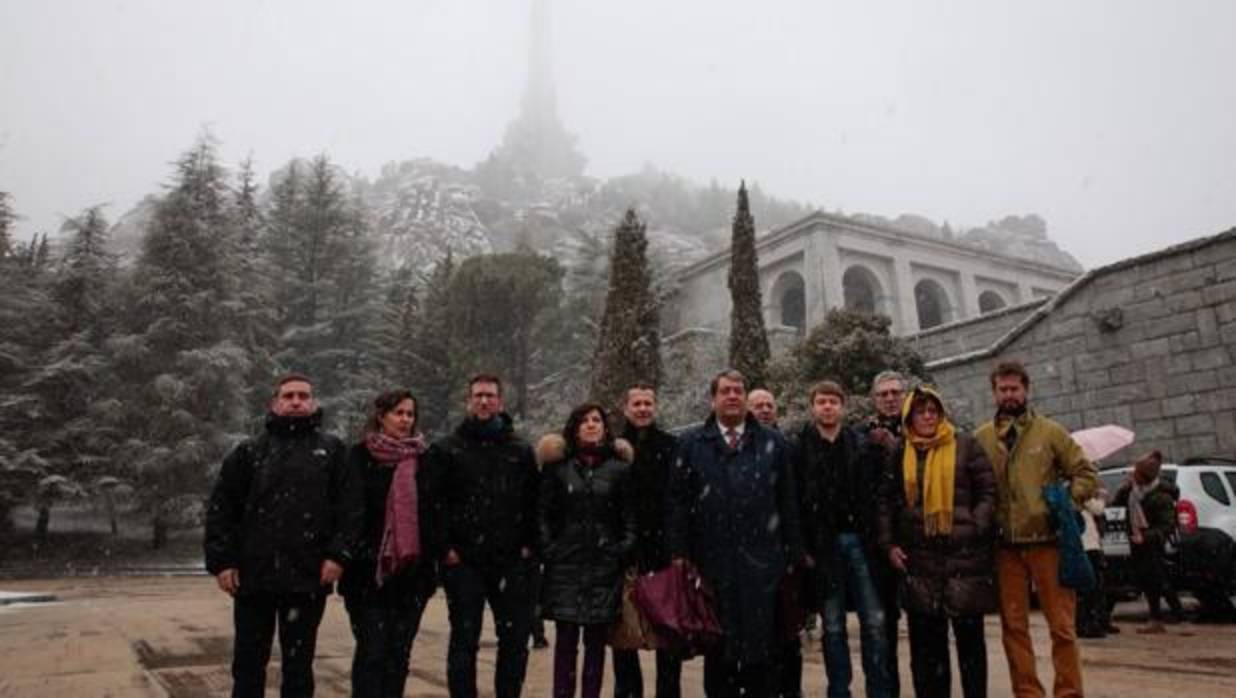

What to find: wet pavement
left=0, top=576, right=1233, bottom=697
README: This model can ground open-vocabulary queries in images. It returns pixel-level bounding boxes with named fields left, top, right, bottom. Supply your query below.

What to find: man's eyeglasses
left=874, top=390, right=904, bottom=398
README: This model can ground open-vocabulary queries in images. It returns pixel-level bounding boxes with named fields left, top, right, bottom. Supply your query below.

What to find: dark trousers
left=554, top=622, right=607, bottom=698
left=773, top=639, right=802, bottom=698
left=880, top=580, right=901, bottom=698
left=906, top=613, right=986, bottom=698
left=231, top=591, right=327, bottom=698
left=345, top=589, right=428, bottom=698
left=613, top=647, right=683, bottom=698
left=1076, top=550, right=1111, bottom=635
left=1131, top=541, right=1183, bottom=620
left=703, top=652, right=771, bottom=698
left=443, top=560, right=535, bottom=698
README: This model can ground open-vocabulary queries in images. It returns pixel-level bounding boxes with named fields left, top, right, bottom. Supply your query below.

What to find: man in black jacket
left=859, top=369, right=908, bottom=697
left=204, top=373, right=361, bottom=698
left=612, top=383, right=682, bottom=698
left=426, top=374, right=540, bottom=698
left=794, top=381, right=894, bottom=698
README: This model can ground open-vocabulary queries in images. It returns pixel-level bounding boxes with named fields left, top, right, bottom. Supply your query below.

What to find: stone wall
left=908, top=299, right=1047, bottom=362
left=926, top=228, right=1236, bottom=465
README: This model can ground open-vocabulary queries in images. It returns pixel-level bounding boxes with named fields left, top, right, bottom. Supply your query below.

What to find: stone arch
left=769, top=270, right=806, bottom=332
left=915, top=279, right=952, bottom=330
left=842, top=265, right=884, bottom=315
left=978, top=290, right=1007, bottom=314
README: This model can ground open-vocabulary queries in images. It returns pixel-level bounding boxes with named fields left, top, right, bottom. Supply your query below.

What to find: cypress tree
left=590, top=208, right=661, bottom=415
left=727, top=181, right=771, bottom=387
left=415, top=251, right=456, bottom=434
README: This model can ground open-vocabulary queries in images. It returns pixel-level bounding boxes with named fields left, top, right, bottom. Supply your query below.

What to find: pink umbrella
left=1071, top=425, right=1135, bottom=462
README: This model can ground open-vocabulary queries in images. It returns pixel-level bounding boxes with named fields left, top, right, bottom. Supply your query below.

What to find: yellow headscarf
left=901, top=386, right=957, bottom=536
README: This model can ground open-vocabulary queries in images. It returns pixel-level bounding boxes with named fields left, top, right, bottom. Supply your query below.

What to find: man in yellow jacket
left=974, top=360, right=1097, bottom=698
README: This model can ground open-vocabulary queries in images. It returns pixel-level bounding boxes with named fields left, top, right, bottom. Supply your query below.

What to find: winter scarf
left=366, top=431, right=426, bottom=586
left=901, top=387, right=957, bottom=536
left=1128, top=478, right=1160, bottom=545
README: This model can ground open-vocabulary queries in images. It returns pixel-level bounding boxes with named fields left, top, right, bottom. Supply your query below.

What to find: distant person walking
left=339, top=389, right=437, bottom=698
left=537, top=403, right=637, bottom=698
left=974, top=360, right=1097, bottom=698
left=204, top=373, right=361, bottom=698
left=1113, top=450, right=1185, bottom=632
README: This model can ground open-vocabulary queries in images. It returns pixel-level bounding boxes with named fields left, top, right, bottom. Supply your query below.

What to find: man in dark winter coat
left=1113, top=449, right=1185, bottom=632
left=612, top=383, right=682, bottom=698
left=794, top=381, right=894, bottom=698
left=667, top=369, right=802, bottom=698
left=204, top=373, right=362, bottom=698
left=425, top=374, right=540, bottom=698
left=748, top=388, right=804, bottom=698
left=859, top=369, right=909, bottom=697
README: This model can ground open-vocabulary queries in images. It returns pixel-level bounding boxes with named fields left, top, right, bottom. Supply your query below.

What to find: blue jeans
left=819, top=533, right=893, bottom=698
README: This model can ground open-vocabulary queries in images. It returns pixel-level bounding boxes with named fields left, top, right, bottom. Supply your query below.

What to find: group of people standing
left=205, top=358, right=1098, bottom=698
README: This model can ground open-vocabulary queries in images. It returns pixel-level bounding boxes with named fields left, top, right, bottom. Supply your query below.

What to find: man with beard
left=427, top=374, right=540, bottom=698
left=974, top=361, right=1096, bottom=698
left=205, top=373, right=361, bottom=698
left=612, top=382, right=683, bottom=698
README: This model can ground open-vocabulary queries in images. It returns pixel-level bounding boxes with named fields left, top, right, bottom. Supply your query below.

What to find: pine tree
left=230, top=157, right=279, bottom=421
left=590, top=208, right=661, bottom=416
left=121, top=134, right=251, bottom=547
left=415, top=251, right=457, bottom=434
left=728, top=181, right=771, bottom=387
left=266, top=155, right=381, bottom=435
left=23, top=206, right=119, bottom=538
left=448, top=251, right=563, bottom=419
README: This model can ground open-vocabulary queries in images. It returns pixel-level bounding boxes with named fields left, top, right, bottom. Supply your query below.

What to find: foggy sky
left=2, top=0, right=1234, bottom=269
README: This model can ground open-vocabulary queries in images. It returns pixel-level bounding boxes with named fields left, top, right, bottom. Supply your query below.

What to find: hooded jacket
left=877, top=387, right=998, bottom=617
left=204, top=410, right=361, bottom=594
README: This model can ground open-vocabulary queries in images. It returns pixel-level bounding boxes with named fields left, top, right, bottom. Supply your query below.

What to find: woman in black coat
left=877, top=386, right=997, bottom=698
left=339, top=389, right=437, bottom=698
left=537, top=402, right=637, bottom=698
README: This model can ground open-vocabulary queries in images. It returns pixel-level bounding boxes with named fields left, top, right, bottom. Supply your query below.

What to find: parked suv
left=1099, top=457, right=1236, bottom=616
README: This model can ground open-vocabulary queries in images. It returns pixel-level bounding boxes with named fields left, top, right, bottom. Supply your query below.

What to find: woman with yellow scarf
left=876, top=386, right=998, bottom=698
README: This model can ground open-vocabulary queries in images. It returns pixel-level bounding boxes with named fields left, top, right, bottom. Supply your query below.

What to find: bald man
left=748, top=389, right=779, bottom=428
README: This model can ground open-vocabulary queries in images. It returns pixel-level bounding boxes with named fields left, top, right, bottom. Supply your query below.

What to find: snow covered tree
left=590, top=208, right=661, bottom=416
left=414, top=251, right=457, bottom=435
left=119, top=134, right=251, bottom=547
left=265, top=155, right=381, bottom=435
left=767, top=308, right=929, bottom=425
left=728, top=181, right=771, bottom=387
left=21, top=206, right=121, bottom=538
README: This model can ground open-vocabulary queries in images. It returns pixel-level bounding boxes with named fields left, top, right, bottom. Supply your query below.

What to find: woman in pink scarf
left=338, top=389, right=434, bottom=698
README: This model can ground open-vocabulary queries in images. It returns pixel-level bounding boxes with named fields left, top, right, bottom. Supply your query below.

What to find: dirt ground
left=0, top=576, right=1233, bottom=697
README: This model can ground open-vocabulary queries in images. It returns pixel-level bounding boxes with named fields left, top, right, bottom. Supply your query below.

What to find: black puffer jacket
left=877, top=432, right=998, bottom=617
left=204, top=410, right=361, bottom=594
left=425, top=413, right=539, bottom=570
left=538, top=437, right=637, bottom=625
left=621, top=423, right=678, bottom=573
left=337, top=442, right=437, bottom=603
